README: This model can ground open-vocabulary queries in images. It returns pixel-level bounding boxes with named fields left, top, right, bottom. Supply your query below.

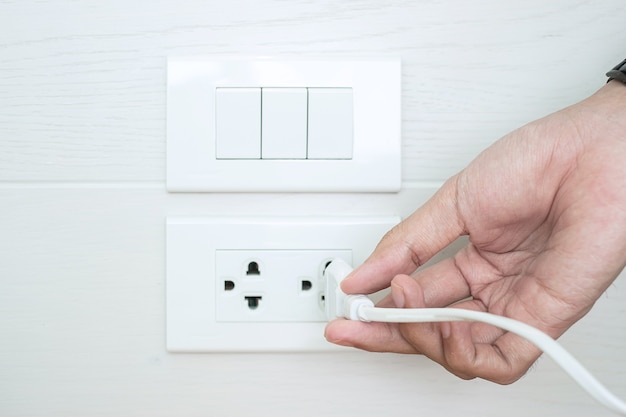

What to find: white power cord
left=323, top=258, right=626, bottom=416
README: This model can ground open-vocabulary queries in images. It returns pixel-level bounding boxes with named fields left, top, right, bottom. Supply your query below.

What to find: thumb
left=342, top=176, right=465, bottom=294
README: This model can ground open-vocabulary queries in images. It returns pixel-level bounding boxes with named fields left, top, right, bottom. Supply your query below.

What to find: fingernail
left=391, top=282, right=405, bottom=308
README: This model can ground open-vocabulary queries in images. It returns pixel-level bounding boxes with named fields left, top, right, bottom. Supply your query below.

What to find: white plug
left=323, top=258, right=374, bottom=320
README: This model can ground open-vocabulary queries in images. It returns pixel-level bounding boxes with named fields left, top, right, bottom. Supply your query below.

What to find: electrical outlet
left=216, top=250, right=351, bottom=322
left=166, top=216, right=399, bottom=352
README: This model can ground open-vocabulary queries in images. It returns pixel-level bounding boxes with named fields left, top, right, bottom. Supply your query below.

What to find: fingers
left=325, top=258, right=474, bottom=353
left=327, top=274, right=542, bottom=384
left=323, top=278, right=418, bottom=353
left=342, top=176, right=466, bottom=295
left=441, top=321, right=541, bottom=384
left=373, top=256, right=473, bottom=309
left=404, top=257, right=472, bottom=307
left=329, top=248, right=542, bottom=383
left=324, top=319, right=417, bottom=354
left=396, top=274, right=542, bottom=384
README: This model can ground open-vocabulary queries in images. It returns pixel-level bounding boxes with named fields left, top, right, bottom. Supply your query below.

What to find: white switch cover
left=215, top=88, right=261, bottom=159
left=261, top=88, right=308, bottom=159
left=167, top=59, right=401, bottom=192
left=166, top=216, right=399, bottom=352
left=307, top=88, right=353, bottom=159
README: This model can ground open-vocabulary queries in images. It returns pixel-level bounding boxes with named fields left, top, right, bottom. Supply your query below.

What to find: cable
left=357, top=306, right=626, bottom=416
left=323, top=258, right=626, bottom=416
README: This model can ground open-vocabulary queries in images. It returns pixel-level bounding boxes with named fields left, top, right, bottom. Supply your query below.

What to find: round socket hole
left=246, top=261, right=260, bottom=276
left=301, top=280, right=312, bottom=291
left=224, top=280, right=235, bottom=291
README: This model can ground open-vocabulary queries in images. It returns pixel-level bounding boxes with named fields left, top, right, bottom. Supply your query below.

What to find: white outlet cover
left=166, top=216, right=400, bottom=352
left=166, top=58, right=401, bottom=192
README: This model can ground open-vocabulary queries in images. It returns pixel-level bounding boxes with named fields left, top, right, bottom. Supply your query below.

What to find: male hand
left=325, top=81, right=626, bottom=384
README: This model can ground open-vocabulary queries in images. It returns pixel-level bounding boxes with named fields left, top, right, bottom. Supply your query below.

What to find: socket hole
left=224, top=280, right=235, bottom=291
left=246, top=261, right=260, bottom=276
left=245, top=296, right=262, bottom=310
left=301, top=280, right=312, bottom=291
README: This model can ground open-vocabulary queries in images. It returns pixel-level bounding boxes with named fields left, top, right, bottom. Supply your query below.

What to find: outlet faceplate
left=166, top=216, right=399, bottom=352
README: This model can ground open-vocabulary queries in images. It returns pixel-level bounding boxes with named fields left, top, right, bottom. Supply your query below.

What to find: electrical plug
left=322, top=258, right=374, bottom=321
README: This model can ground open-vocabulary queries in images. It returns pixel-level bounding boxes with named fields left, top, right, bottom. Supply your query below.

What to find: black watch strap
left=607, top=58, right=626, bottom=84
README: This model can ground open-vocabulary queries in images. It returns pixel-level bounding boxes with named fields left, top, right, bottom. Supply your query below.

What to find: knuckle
left=378, top=223, right=423, bottom=269
left=448, top=368, right=476, bottom=381
left=475, top=361, right=529, bottom=385
left=488, top=370, right=525, bottom=386
left=442, top=344, right=529, bottom=385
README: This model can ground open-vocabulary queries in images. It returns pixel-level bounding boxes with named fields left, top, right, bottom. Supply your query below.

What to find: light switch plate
left=166, top=216, right=399, bottom=352
left=166, top=59, right=401, bottom=192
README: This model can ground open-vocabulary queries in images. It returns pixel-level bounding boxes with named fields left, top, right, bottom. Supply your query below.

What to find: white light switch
left=215, top=88, right=261, bottom=159
left=307, top=88, right=353, bottom=159
left=167, top=59, right=401, bottom=192
left=261, top=88, right=308, bottom=159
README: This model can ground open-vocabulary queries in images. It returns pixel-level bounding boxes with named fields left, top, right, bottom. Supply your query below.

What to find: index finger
left=342, top=176, right=466, bottom=294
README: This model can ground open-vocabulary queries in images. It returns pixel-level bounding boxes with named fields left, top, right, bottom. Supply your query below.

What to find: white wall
left=1, top=1, right=625, bottom=416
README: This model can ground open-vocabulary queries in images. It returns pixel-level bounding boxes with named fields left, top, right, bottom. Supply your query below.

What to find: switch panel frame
left=166, top=216, right=400, bottom=352
left=166, top=59, right=401, bottom=192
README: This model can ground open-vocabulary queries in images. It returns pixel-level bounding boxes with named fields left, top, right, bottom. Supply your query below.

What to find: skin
left=324, top=80, right=626, bottom=384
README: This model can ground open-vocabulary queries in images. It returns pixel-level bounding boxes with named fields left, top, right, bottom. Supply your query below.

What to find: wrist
left=604, top=78, right=626, bottom=94
left=593, top=80, right=626, bottom=114
left=574, top=80, right=626, bottom=140
left=595, top=80, right=626, bottom=121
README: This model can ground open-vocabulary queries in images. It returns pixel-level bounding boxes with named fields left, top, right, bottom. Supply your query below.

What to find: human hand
left=324, top=81, right=626, bottom=384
